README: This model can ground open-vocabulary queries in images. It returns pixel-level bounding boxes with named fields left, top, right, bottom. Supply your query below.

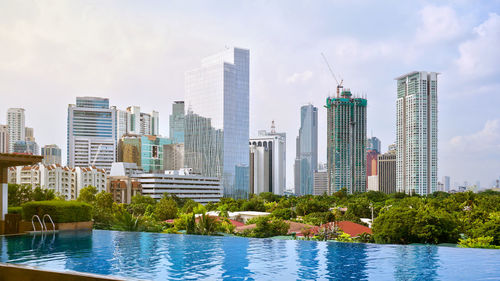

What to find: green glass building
left=326, top=89, right=367, bottom=194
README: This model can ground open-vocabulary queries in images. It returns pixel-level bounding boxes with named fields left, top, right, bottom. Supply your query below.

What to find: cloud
left=286, top=70, right=313, bottom=84
left=416, top=5, right=462, bottom=44
left=449, top=119, right=500, bottom=153
left=455, top=13, right=500, bottom=78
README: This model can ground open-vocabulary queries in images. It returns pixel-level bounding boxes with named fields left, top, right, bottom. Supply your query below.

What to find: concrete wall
left=0, top=263, right=124, bottom=281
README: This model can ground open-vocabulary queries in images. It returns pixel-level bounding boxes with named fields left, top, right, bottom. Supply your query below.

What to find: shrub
left=22, top=200, right=92, bottom=223
left=8, top=206, right=22, bottom=214
left=458, top=237, right=500, bottom=249
left=303, top=212, right=335, bottom=226
left=272, top=208, right=296, bottom=220
left=246, top=216, right=289, bottom=238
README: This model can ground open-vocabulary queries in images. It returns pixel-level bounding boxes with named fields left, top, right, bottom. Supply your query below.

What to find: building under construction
left=326, top=89, right=367, bottom=194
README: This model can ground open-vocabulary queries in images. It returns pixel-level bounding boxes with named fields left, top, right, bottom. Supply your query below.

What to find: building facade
left=295, top=104, right=318, bottom=195
left=396, top=71, right=438, bottom=195
left=67, top=97, right=116, bottom=172
left=313, top=170, right=328, bottom=195
left=75, top=166, right=107, bottom=195
left=0, top=125, right=8, bottom=153
left=366, top=150, right=379, bottom=177
left=108, top=162, right=143, bottom=204
left=7, top=108, right=25, bottom=153
left=169, top=101, right=185, bottom=144
left=326, top=89, right=367, bottom=194
left=367, top=137, right=381, bottom=154
left=163, top=143, right=184, bottom=171
left=184, top=47, right=249, bottom=199
left=25, top=127, right=34, bottom=142
left=378, top=151, right=396, bottom=194
left=442, top=176, right=450, bottom=192
left=13, top=140, right=39, bottom=155
left=133, top=169, right=222, bottom=204
left=41, top=144, right=62, bottom=165
left=249, top=123, right=286, bottom=195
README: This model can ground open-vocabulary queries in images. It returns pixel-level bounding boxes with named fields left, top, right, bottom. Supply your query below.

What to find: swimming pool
left=1, top=230, right=499, bottom=280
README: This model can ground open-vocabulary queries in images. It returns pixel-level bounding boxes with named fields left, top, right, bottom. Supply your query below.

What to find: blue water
left=1, top=230, right=499, bottom=280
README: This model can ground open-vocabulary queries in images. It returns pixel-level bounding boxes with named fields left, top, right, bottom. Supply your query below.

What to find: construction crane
left=321, top=52, right=343, bottom=97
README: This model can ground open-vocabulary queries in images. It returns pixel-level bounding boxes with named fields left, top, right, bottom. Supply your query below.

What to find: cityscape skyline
left=0, top=1, right=499, bottom=188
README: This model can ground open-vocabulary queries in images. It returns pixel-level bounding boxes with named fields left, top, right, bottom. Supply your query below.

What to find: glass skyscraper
left=396, top=71, right=438, bottom=195
left=185, top=47, right=249, bottom=199
left=169, top=101, right=185, bottom=144
left=295, top=104, right=318, bottom=195
left=67, top=97, right=116, bottom=171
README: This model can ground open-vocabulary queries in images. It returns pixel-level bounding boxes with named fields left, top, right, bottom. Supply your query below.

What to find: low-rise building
left=133, top=168, right=222, bottom=204
left=75, top=166, right=107, bottom=195
left=108, top=162, right=143, bottom=204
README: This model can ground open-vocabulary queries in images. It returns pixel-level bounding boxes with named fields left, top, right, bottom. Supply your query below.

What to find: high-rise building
left=118, top=134, right=172, bottom=173
left=184, top=47, right=249, bottom=198
left=442, top=176, right=450, bottom=192
left=367, top=137, right=381, bottom=154
left=163, top=143, right=184, bottom=170
left=25, top=127, right=35, bottom=142
left=67, top=97, right=116, bottom=172
left=313, top=170, right=328, bottom=195
left=367, top=150, right=379, bottom=177
left=396, top=71, right=438, bottom=195
left=41, top=144, right=62, bottom=165
left=169, top=101, right=185, bottom=144
left=249, top=122, right=286, bottom=195
left=295, top=104, right=318, bottom=195
left=378, top=151, right=396, bottom=194
left=116, top=106, right=160, bottom=142
left=7, top=108, right=25, bottom=153
left=294, top=136, right=301, bottom=195
left=13, top=140, right=39, bottom=155
left=0, top=125, right=8, bottom=153
left=326, top=89, right=367, bottom=194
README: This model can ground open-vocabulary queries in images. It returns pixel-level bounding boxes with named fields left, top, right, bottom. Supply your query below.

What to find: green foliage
left=244, top=216, right=289, bottom=238
left=458, top=236, right=500, bottom=249
left=155, top=197, right=178, bottom=221
left=186, top=213, right=196, bottom=234
left=127, top=195, right=156, bottom=216
left=241, top=197, right=266, bottom=212
left=22, top=200, right=92, bottom=223
left=8, top=184, right=56, bottom=207
left=113, top=207, right=139, bottom=231
left=337, top=232, right=354, bottom=243
left=303, top=212, right=335, bottom=226
left=77, top=186, right=98, bottom=204
left=196, top=213, right=220, bottom=235
left=8, top=206, right=22, bottom=214
left=32, top=186, right=56, bottom=201
left=355, top=232, right=374, bottom=243
left=296, top=199, right=329, bottom=216
left=92, top=191, right=115, bottom=229
left=271, top=208, right=296, bottom=220
left=181, top=199, right=199, bottom=213
left=373, top=206, right=418, bottom=244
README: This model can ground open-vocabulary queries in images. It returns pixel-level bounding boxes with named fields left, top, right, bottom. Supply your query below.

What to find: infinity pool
left=1, top=230, right=499, bottom=280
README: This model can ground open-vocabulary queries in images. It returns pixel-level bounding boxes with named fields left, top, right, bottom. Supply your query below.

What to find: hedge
left=22, top=200, right=92, bottom=223
left=8, top=206, right=22, bottom=214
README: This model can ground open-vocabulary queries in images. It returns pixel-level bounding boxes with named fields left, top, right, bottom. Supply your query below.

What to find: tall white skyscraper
left=184, top=47, right=249, bottom=198
left=0, top=125, right=8, bottom=153
left=7, top=108, right=25, bottom=153
left=67, top=97, right=117, bottom=171
left=396, top=71, right=438, bottom=195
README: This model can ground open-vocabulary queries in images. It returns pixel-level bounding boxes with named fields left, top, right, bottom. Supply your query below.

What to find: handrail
left=42, top=214, right=56, bottom=232
left=31, top=215, right=45, bottom=232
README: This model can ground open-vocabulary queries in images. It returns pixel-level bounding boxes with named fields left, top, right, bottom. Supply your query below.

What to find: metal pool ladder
left=42, top=214, right=56, bottom=232
left=31, top=215, right=45, bottom=232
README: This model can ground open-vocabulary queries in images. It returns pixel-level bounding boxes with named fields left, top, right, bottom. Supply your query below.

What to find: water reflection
left=393, top=245, right=439, bottom=281
left=325, top=242, right=369, bottom=280
left=222, top=236, right=251, bottom=280
left=296, top=241, right=320, bottom=280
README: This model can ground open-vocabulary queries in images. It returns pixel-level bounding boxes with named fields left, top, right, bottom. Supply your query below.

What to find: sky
left=1, top=0, right=499, bottom=189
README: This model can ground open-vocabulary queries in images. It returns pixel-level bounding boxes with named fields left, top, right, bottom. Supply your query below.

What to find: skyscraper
left=25, top=127, right=35, bottom=142
left=295, top=104, right=318, bottom=195
left=169, top=101, right=185, bottom=144
left=249, top=122, right=287, bottom=195
left=326, top=89, right=367, bottom=194
left=0, top=125, right=8, bottom=153
left=184, top=47, right=249, bottom=198
left=67, top=97, right=117, bottom=171
left=7, top=108, right=25, bottom=153
left=123, top=106, right=159, bottom=136
left=378, top=150, right=396, bottom=194
left=396, top=71, right=438, bottom=195
left=442, top=176, right=450, bottom=192
left=367, top=137, right=381, bottom=154
left=41, top=144, right=62, bottom=165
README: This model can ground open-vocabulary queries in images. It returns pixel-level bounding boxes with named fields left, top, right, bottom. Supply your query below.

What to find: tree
left=93, top=191, right=115, bottom=229
left=186, top=213, right=196, bottom=234
left=128, top=194, right=156, bottom=216
left=412, top=205, right=459, bottom=244
left=373, top=206, right=418, bottom=244
left=155, top=197, right=178, bottom=220
left=247, top=216, right=289, bottom=238
left=296, top=199, right=329, bottom=216
left=197, top=213, right=219, bottom=235
left=32, top=186, right=56, bottom=201
left=77, top=186, right=98, bottom=204
left=8, top=184, right=33, bottom=206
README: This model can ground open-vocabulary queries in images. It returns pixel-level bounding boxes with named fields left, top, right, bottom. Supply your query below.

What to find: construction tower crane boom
left=321, top=52, right=343, bottom=97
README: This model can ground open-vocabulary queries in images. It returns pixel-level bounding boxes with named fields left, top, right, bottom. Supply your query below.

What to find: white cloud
left=449, top=119, right=500, bottom=153
left=455, top=13, right=500, bottom=78
left=286, top=70, right=313, bottom=84
left=416, top=5, right=461, bottom=44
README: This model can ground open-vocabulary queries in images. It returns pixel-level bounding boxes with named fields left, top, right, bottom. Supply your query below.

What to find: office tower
left=118, top=134, right=172, bottom=172
left=67, top=97, right=117, bottom=171
left=313, top=170, right=328, bottom=195
left=118, top=135, right=142, bottom=167
left=41, top=144, right=62, bottom=165
left=25, top=127, right=35, bottom=142
left=13, top=140, right=39, bottom=155
left=326, top=89, right=367, bottom=194
left=184, top=47, right=249, bottom=198
left=442, top=176, right=450, bottom=192
left=367, top=175, right=379, bottom=191
left=7, top=108, right=25, bottom=153
left=0, top=125, right=8, bottom=153
left=396, top=71, right=438, bottom=195
left=249, top=122, right=286, bottom=195
left=124, top=106, right=159, bottom=136
left=170, top=101, right=185, bottom=144
left=115, top=108, right=129, bottom=144
left=367, top=137, right=381, bottom=153
left=294, top=136, right=301, bottom=195
left=367, top=150, right=379, bottom=177
left=295, top=104, right=318, bottom=195
left=163, top=143, right=184, bottom=170
left=378, top=151, right=396, bottom=194
left=126, top=106, right=142, bottom=135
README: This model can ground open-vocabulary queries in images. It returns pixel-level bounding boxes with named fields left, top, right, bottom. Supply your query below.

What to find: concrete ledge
left=19, top=221, right=93, bottom=233
left=0, top=262, right=125, bottom=281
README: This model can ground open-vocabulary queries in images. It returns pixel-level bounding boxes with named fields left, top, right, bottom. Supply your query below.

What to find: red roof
left=325, top=221, right=372, bottom=237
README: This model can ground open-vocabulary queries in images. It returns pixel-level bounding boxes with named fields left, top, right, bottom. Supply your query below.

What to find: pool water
left=1, top=230, right=499, bottom=280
